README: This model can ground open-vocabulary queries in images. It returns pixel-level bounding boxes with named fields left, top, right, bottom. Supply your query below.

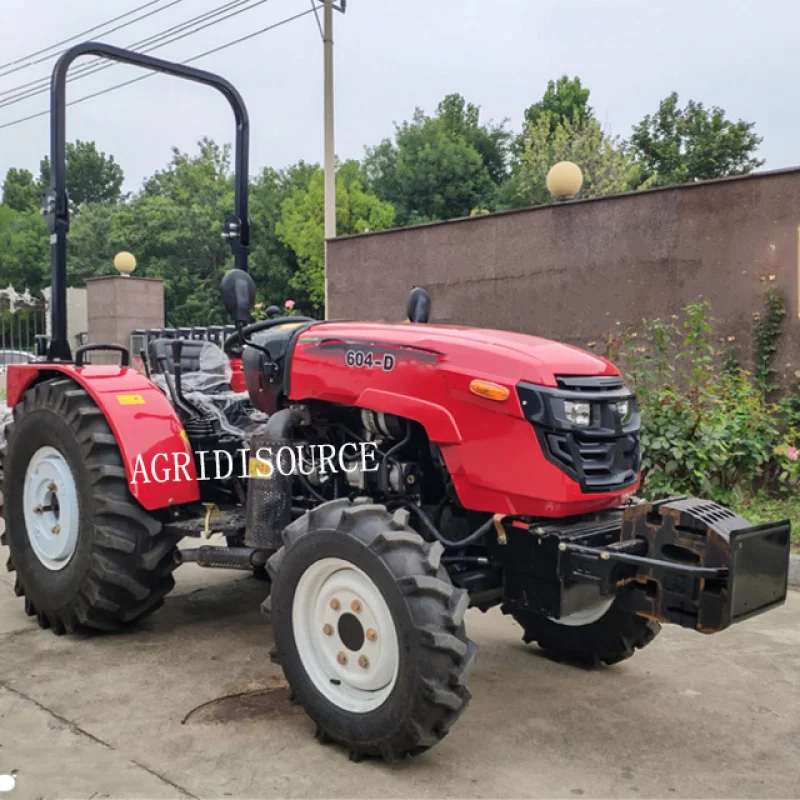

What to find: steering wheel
left=223, top=316, right=315, bottom=356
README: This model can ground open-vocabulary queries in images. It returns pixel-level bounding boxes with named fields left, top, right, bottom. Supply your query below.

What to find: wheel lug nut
left=330, top=598, right=340, bottom=611
left=323, top=624, right=333, bottom=636
left=48, top=482, right=56, bottom=492
left=366, top=628, right=377, bottom=642
left=337, top=652, right=348, bottom=665
left=358, top=655, right=369, bottom=669
left=51, top=525, right=60, bottom=535
left=351, top=600, right=362, bottom=613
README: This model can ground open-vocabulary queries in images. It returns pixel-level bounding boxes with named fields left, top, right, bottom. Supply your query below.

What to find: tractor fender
left=354, top=388, right=462, bottom=444
left=5, top=363, right=199, bottom=511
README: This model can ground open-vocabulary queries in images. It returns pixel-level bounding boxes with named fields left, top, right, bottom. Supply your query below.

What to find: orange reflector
left=469, top=379, right=510, bottom=402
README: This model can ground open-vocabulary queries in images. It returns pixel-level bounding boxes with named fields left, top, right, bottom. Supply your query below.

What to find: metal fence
left=0, top=292, right=47, bottom=355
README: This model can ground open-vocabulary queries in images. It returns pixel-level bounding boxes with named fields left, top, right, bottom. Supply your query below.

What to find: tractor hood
left=299, top=321, right=619, bottom=388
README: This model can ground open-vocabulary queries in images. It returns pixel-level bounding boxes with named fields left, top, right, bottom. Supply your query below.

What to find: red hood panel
left=302, top=321, right=618, bottom=387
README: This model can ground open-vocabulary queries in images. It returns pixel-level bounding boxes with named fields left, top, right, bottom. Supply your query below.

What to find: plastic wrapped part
left=147, top=339, right=232, bottom=395
left=186, top=390, right=268, bottom=438
left=198, top=341, right=232, bottom=387
left=150, top=373, right=268, bottom=439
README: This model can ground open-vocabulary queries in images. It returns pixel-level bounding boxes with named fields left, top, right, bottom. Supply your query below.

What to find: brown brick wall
left=328, top=168, right=800, bottom=386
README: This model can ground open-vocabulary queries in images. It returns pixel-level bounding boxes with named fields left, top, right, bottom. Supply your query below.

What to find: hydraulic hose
left=400, top=502, right=494, bottom=549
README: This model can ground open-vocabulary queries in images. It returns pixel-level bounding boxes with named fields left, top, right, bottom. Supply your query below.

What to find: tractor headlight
left=563, top=400, right=591, bottom=427
left=612, top=399, right=633, bottom=425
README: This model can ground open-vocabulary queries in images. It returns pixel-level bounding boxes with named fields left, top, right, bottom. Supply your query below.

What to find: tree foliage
left=521, top=75, right=593, bottom=144
left=364, top=94, right=509, bottom=224
left=2, top=168, right=39, bottom=212
left=0, top=79, right=766, bottom=320
left=0, top=205, right=49, bottom=292
left=507, top=115, right=653, bottom=207
left=70, top=139, right=235, bottom=325
left=40, top=139, right=124, bottom=207
left=278, top=161, right=395, bottom=310
left=630, top=92, right=764, bottom=186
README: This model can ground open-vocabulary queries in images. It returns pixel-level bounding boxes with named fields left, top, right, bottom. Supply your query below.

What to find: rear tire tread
left=0, top=379, right=177, bottom=635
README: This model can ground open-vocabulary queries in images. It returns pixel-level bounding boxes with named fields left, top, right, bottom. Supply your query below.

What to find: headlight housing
left=563, top=400, right=591, bottom=427
left=611, top=399, right=633, bottom=425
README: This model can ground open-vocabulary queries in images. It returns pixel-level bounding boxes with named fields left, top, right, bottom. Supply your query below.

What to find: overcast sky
left=0, top=0, right=796, bottom=192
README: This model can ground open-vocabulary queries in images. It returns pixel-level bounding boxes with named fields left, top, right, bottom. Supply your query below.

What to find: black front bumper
left=499, top=497, right=791, bottom=634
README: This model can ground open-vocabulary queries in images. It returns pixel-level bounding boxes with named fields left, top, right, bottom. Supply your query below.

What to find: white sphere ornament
left=114, top=251, right=136, bottom=277
left=546, top=161, right=583, bottom=200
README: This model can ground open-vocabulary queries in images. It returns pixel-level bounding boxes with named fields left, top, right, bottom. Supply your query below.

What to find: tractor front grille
left=518, top=377, right=641, bottom=494
left=543, top=430, right=640, bottom=491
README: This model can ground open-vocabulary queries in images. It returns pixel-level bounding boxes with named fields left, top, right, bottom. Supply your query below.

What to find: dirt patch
left=182, top=675, right=302, bottom=725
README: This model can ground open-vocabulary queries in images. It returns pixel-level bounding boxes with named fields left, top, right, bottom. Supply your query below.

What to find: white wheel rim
left=551, top=596, right=615, bottom=627
left=292, top=557, right=399, bottom=714
left=23, top=446, right=80, bottom=571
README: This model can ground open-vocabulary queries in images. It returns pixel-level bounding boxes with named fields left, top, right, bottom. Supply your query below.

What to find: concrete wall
left=42, top=286, right=88, bottom=351
left=328, top=168, right=800, bottom=384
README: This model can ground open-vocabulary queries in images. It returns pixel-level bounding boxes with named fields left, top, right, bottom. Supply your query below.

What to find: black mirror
left=220, top=269, right=256, bottom=325
left=407, top=286, right=431, bottom=323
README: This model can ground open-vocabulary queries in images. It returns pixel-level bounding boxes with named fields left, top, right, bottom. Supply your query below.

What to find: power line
left=0, top=7, right=317, bottom=132
left=0, top=0, right=189, bottom=80
left=0, top=0, right=164, bottom=73
left=0, top=0, right=251, bottom=101
left=0, top=0, right=258, bottom=107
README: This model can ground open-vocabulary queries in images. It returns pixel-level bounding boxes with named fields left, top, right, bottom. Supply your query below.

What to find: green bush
left=603, top=296, right=798, bottom=505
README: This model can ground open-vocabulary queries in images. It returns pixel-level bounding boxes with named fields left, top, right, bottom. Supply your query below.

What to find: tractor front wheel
left=511, top=591, right=661, bottom=666
left=264, top=499, right=477, bottom=762
left=0, top=378, right=178, bottom=634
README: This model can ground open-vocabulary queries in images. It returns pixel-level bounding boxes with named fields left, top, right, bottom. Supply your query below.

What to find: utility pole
left=323, top=0, right=336, bottom=319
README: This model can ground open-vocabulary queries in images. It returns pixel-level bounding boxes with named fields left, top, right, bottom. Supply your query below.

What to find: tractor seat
left=148, top=338, right=231, bottom=394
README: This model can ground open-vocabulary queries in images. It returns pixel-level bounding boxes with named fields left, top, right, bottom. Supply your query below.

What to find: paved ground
left=1, top=535, right=799, bottom=800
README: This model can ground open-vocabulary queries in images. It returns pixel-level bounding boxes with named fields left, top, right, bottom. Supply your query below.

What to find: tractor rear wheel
left=264, top=499, right=477, bottom=762
left=0, top=378, right=178, bottom=634
left=511, top=591, right=661, bottom=666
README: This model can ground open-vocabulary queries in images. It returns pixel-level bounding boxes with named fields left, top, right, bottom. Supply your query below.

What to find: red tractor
left=0, top=43, right=791, bottom=763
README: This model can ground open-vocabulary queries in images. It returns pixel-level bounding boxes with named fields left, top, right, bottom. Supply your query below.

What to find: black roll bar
left=43, top=42, right=251, bottom=361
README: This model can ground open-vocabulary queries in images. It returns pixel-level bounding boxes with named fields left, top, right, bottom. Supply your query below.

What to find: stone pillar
left=86, top=276, right=164, bottom=362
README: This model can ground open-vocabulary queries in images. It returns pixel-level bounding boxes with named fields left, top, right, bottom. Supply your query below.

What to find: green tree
left=248, top=162, right=318, bottom=314
left=502, top=115, right=652, bottom=208
left=278, top=161, right=395, bottom=310
left=435, top=94, right=511, bottom=186
left=66, top=146, right=322, bottom=323
left=364, top=95, right=508, bottom=224
left=67, top=139, right=235, bottom=325
left=2, top=168, right=39, bottom=212
left=66, top=202, right=118, bottom=285
left=630, top=92, right=764, bottom=186
left=40, top=139, right=124, bottom=206
left=0, top=205, right=49, bottom=292
left=522, top=75, right=593, bottom=141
